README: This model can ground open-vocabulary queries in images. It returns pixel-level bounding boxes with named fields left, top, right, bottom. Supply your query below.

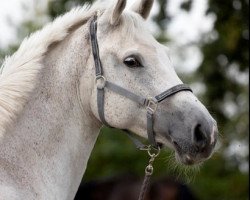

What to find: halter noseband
left=89, top=14, right=192, bottom=149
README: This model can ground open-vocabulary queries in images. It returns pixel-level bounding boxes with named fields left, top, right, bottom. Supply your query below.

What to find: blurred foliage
left=0, top=0, right=248, bottom=199
left=48, top=0, right=92, bottom=18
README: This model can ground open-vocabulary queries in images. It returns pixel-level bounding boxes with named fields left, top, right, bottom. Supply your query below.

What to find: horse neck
left=0, top=22, right=101, bottom=200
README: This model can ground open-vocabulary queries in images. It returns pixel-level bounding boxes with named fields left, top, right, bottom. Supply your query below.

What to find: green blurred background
left=0, top=0, right=248, bottom=199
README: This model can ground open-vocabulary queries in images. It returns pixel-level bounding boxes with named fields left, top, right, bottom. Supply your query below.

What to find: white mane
left=0, top=1, right=110, bottom=137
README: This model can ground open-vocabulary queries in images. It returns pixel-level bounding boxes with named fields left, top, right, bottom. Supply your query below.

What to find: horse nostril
left=193, top=124, right=207, bottom=151
left=194, top=124, right=204, bottom=141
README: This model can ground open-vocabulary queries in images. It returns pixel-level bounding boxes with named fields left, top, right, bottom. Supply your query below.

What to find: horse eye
left=123, top=56, right=142, bottom=68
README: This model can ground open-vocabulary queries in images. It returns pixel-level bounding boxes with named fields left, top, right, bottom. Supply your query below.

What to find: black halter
left=89, top=15, right=192, bottom=149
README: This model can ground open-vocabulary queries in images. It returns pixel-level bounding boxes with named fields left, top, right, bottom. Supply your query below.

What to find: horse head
left=85, top=0, right=218, bottom=165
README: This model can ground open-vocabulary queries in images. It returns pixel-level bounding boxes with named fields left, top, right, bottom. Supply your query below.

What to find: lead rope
left=138, top=145, right=161, bottom=200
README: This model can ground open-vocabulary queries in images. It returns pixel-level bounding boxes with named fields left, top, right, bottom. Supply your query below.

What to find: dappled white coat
left=0, top=0, right=217, bottom=199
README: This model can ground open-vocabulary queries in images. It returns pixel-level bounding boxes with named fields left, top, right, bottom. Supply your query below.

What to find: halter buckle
left=146, top=98, right=158, bottom=114
left=96, top=75, right=106, bottom=89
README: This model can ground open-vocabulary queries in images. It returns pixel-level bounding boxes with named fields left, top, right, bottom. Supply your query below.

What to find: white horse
left=0, top=0, right=218, bottom=199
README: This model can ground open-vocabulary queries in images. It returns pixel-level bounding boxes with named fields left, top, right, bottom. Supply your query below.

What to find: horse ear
left=110, top=0, right=127, bottom=25
left=131, top=0, right=154, bottom=19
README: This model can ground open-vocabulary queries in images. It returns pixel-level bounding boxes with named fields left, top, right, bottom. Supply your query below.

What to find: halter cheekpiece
left=89, top=14, right=193, bottom=149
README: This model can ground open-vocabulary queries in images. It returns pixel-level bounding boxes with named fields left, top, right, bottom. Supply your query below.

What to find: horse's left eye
left=123, top=56, right=142, bottom=68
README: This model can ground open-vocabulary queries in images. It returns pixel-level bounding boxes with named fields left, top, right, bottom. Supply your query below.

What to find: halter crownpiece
left=89, top=14, right=193, bottom=149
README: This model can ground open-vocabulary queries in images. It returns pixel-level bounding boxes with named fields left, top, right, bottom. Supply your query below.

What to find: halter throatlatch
left=89, top=14, right=193, bottom=149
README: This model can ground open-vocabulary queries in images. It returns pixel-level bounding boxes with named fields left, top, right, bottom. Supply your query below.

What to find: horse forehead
left=102, top=15, right=163, bottom=54
left=110, top=15, right=154, bottom=41
left=113, top=29, right=158, bottom=50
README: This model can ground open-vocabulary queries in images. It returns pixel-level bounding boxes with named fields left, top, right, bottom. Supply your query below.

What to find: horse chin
left=174, top=152, right=204, bottom=166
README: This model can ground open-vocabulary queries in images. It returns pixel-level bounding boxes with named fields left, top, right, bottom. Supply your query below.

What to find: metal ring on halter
left=96, top=75, right=106, bottom=89
left=147, top=145, right=161, bottom=158
left=145, top=164, right=154, bottom=175
left=146, top=97, right=158, bottom=114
